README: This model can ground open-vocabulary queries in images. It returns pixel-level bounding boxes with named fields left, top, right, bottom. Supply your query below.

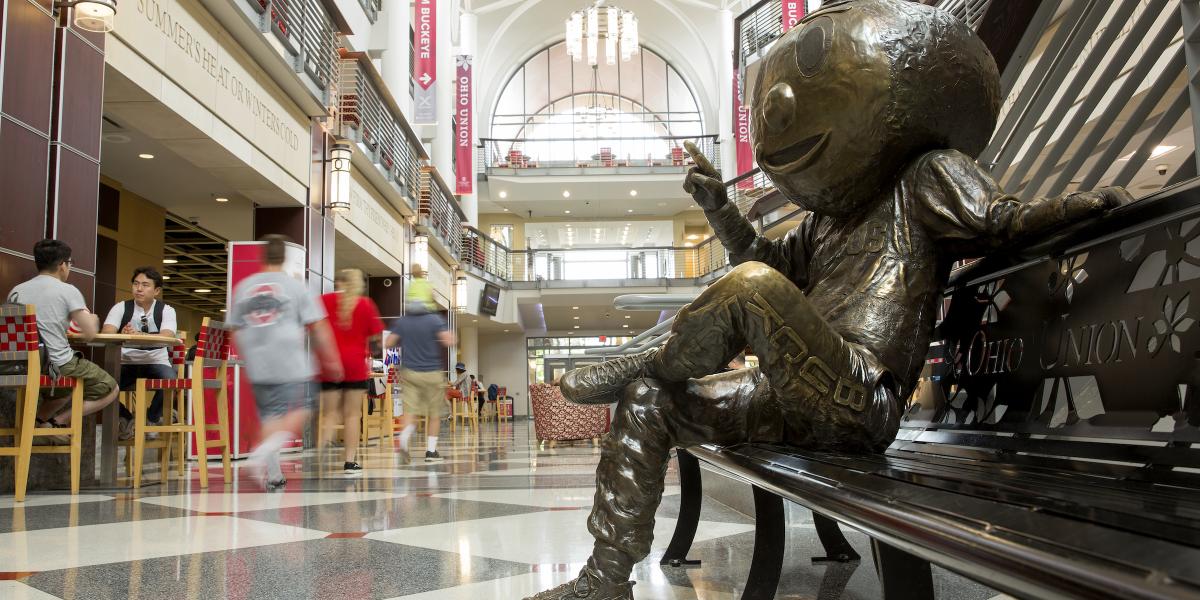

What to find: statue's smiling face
left=752, top=5, right=892, bottom=217
left=750, top=0, right=1001, bottom=218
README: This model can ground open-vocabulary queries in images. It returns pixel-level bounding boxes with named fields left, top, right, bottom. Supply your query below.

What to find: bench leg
left=812, top=512, right=860, bottom=562
left=660, top=448, right=702, bottom=567
left=741, top=486, right=785, bottom=600
left=871, top=538, right=934, bottom=600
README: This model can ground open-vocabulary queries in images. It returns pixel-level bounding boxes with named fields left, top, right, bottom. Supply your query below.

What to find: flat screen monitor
left=480, top=283, right=500, bottom=316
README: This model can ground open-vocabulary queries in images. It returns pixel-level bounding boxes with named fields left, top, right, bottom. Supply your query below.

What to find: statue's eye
left=795, top=17, right=832, bottom=78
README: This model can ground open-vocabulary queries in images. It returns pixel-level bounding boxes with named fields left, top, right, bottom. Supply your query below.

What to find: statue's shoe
left=559, top=348, right=660, bottom=405
left=522, top=568, right=634, bottom=600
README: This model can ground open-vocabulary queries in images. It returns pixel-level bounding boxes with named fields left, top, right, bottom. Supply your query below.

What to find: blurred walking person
left=229, top=235, right=343, bottom=490
left=387, top=308, right=454, bottom=463
left=320, top=268, right=384, bottom=475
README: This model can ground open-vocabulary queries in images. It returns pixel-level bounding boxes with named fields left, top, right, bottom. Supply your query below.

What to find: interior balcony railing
left=460, top=226, right=512, bottom=282
left=359, top=0, right=382, bottom=23
left=479, top=135, right=720, bottom=174
left=245, top=0, right=339, bottom=101
left=727, top=167, right=779, bottom=218
left=694, top=235, right=730, bottom=280
left=419, top=167, right=466, bottom=259
left=736, top=0, right=785, bottom=67
left=338, top=53, right=426, bottom=208
left=508, top=246, right=718, bottom=284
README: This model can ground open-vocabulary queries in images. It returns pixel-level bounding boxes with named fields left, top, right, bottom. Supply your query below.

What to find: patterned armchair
left=530, top=383, right=609, bottom=442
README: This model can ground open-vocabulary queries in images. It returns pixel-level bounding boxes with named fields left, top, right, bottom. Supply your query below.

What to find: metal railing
left=338, top=55, right=426, bottom=205
left=694, top=235, right=729, bottom=279
left=726, top=168, right=778, bottom=216
left=359, top=0, right=382, bottom=23
left=247, top=0, right=339, bottom=99
left=419, top=167, right=466, bottom=258
left=508, top=247, right=716, bottom=282
left=479, top=135, right=720, bottom=172
left=460, top=226, right=512, bottom=281
left=736, top=0, right=785, bottom=64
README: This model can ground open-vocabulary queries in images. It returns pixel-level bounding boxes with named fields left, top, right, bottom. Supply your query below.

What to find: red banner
left=782, top=1, right=805, bottom=31
left=413, top=0, right=437, bottom=122
left=734, top=67, right=754, bottom=187
left=455, top=56, right=473, bottom=195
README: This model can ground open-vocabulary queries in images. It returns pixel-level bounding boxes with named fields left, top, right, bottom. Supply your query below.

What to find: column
left=434, top=0, right=456, bottom=178
left=718, top=9, right=736, bottom=180
left=382, top=0, right=413, bottom=118
left=0, top=0, right=105, bottom=490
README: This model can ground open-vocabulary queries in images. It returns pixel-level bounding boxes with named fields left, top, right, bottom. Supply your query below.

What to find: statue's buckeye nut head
left=751, top=0, right=1001, bottom=217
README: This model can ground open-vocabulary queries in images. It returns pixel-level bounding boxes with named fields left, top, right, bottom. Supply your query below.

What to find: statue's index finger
left=683, top=141, right=719, bottom=178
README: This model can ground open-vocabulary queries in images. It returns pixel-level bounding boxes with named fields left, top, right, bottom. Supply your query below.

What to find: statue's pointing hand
left=683, top=141, right=728, bottom=212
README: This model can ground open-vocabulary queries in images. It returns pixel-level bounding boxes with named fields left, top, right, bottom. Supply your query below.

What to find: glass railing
left=245, top=0, right=339, bottom=100
left=460, top=226, right=512, bottom=281
left=338, top=54, right=426, bottom=206
left=479, top=135, right=720, bottom=172
left=508, top=247, right=714, bottom=282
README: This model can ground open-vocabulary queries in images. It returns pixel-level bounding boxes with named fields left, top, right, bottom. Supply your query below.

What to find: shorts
left=252, top=381, right=318, bottom=419
left=401, top=368, right=446, bottom=417
left=321, top=380, right=370, bottom=391
left=45, top=355, right=117, bottom=402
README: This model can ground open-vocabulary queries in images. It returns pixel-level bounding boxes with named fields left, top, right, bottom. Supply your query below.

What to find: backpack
left=119, top=300, right=166, bottom=333
left=487, top=383, right=499, bottom=401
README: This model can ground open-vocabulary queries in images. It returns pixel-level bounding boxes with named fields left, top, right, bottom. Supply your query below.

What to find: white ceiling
left=478, top=172, right=701, bottom=218
left=525, top=220, right=675, bottom=248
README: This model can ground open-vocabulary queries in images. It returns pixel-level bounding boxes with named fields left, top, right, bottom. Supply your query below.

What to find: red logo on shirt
left=243, top=283, right=283, bottom=327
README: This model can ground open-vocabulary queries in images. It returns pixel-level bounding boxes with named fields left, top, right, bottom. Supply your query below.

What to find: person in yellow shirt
left=405, top=264, right=436, bottom=314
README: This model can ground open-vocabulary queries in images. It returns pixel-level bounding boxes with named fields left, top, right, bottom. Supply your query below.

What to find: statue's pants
left=584, top=262, right=902, bottom=582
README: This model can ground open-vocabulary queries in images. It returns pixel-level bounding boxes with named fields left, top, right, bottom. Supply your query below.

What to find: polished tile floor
left=0, top=421, right=1014, bottom=599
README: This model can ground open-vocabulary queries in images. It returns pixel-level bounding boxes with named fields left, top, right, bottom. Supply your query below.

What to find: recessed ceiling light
left=686, top=234, right=700, bottom=240
left=504, top=329, right=510, bottom=332
left=573, top=325, right=580, bottom=329
left=473, top=319, right=478, bottom=323
left=622, top=324, right=629, bottom=328
left=162, top=258, right=178, bottom=264
left=573, top=316, right=580, bottom=320
left=503, top=208, right=509, bottom=212
left=572, top=306, right=579, bottom=310
left=627, top=209, right=634, bottom=213
left=568, top=332, right=575, bottom=335
left=562, top=190, right=571, bottom=198
left=215, top=197, right=229, bottom=203
left=194, top=288, right=212, bottom=293
left=629, top=190, right=638, bottom=196
left=564, top=210, right=571, bottom=214
left=162, top=275, right=171, bottom=280
left=498, top=191, right=508, bottom=198
left=220, top=309, right=227, bottom=313
left=1119, top=145, right=1178, bottom=161
left=624, top=315, right=630, bottom=319
left=138, top=153, right=154, bottom=159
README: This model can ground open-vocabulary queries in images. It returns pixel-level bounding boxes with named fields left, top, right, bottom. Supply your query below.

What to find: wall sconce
left=55, top=0, right=117, bottom=32
left=454, top=275, right=468, bottom=312
left=328, top=140, right=352, bottom=214
left=411, top=235, right=429, bottom=271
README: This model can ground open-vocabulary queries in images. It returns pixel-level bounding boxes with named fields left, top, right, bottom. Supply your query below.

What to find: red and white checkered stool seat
left=39, top=375, right=77, bottom=388
left=141, top=378, right=222, bottom=390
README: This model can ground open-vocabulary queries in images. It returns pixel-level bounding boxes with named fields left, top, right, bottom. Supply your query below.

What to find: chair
left=130, top=318, right=232, bottom=489
left=119, top=332, right=187, bottom=485
left=0, top=304, right=84, bottom=501
left=450, top=390, right=478, bottom=433
left=361, top=367, right=395, bottom=446
left=529, top=383, right=608, bottom=443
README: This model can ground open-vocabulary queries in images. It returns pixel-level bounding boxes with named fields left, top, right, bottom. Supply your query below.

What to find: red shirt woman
left=319, top=268, right=384, bottom=473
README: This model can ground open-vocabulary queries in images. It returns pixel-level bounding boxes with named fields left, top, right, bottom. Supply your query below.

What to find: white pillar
left=434, top=0, right=456, bottom=178
left=718, top=9, right=736, bottom=180
left=459, top=324, right=479, bottom=379
left=382, top=0, right=413, bottom=118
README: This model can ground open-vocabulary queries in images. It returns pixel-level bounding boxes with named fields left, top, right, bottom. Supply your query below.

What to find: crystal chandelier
left=565, top=3, right=638, bottom=66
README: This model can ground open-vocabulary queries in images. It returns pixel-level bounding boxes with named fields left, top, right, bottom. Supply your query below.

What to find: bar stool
left=0, top=304, right=85, bottom=501
left=129, top=318, right=232, bottom=488
left=119, top=332, right=187, bottom=484
left=361, top=367, right=395, bottom=446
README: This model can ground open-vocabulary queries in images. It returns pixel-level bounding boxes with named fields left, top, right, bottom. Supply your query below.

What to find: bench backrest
left=906, top=182, right=1200, bottom=470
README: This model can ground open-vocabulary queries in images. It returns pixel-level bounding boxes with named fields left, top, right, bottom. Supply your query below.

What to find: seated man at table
left=101, top=266, right=178, bottom=438
left=6, top=239, right=118, bottom=440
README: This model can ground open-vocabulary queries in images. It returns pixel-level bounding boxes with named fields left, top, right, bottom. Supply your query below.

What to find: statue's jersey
left=726, top=149, right=1025, bottom=396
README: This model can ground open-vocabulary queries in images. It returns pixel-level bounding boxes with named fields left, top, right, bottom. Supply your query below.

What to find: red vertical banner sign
left=782, top=1, right=805, bottom=31
left=413, top=0, right=437, bottom=123
left=455, top=55, right=474, bottom=194
left=734, top=67, right=754, bottom=188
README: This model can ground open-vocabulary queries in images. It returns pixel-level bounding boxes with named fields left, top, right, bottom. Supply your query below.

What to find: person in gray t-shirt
left=6, top=239, right=117, bottom=435
left=228, top=235, right=342, bottom=490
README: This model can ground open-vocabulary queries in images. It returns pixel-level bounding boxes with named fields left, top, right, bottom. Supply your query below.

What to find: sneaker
left=265, top=477, right=287, bottom=492
left=397, top=448, right=412, bottom=465
left=343, top=461, right=363, bottom=475
left=560, top=348, right=660, bottom=405
left=118, top=417, right=136, bottom=441
left=424, top=450, right=443, bottom=463
left=524, top=567, right=634, bottom=600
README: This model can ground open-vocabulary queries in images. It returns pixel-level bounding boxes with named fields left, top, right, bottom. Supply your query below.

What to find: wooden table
left=69, top=333, right=181, bottom=486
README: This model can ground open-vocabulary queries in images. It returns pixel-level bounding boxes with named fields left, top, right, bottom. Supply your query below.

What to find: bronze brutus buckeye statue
left=527, top=1, right=1130, bottom=598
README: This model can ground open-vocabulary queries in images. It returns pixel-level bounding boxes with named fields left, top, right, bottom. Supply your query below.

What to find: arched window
left=489, top=41, right=705, bottom=166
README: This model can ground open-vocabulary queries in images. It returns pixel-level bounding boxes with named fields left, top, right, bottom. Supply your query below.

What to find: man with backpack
left=101, top=266, right=178, bottom=437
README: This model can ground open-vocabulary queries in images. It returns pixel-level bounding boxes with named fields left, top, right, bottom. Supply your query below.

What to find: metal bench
left=660, top=180, right=1200, bottom=600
